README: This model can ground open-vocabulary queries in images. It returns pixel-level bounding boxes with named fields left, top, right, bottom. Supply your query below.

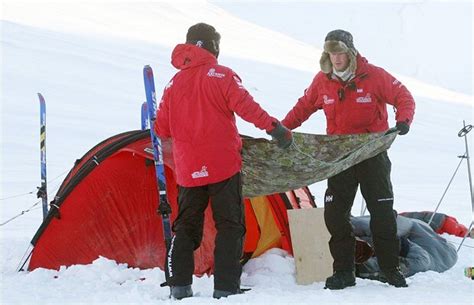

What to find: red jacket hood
left=355, top=54, right=369, bottom=76
left=171, top=44, right=217, bottom=70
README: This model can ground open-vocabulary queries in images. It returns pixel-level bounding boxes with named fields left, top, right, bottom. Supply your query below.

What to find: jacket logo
left=392, top=79, right=403, bottom=88
left=357, top=88, right=363, bottom=93
left=191, top=166, right=209, bottom=179
left=165, top=80, right=173, bottom=90
left=207, top=68, right=225, bottom=78
left=325, top=195, right=334, bottom=203
left=323, top=95, right=335, bottom=105
left=356, top=93, right=372, bottom=103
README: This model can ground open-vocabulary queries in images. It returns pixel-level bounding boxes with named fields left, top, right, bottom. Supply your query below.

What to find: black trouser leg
left=209, top=173, right=245, bottom=292
left=166, top=185, right=209, bottom=286
left=324, top=167, right=358, bottom=271
left=358, top=152, right=400, bottom=270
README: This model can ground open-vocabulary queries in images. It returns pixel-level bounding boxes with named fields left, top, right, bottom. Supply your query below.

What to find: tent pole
left=460, top=121, right=474, bottom=225
left=457, top=221, right=473, bottom=252
left=456, top=120, right=474, bottom=252
left=428, top=156, right=464, bottom=226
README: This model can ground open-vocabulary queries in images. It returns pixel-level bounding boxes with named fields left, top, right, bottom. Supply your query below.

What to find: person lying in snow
left=352, top=214, right=458, bottom=281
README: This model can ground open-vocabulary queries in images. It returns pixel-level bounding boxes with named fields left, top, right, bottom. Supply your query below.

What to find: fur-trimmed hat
left=186, top=23, right=221, bottom=57
left=320, top=29, right=358, bottom=74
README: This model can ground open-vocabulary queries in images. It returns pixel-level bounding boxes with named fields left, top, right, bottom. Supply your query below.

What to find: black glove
left=396, top=122, right=410, bottom=135
left=268, top=122, right=293, bottom=149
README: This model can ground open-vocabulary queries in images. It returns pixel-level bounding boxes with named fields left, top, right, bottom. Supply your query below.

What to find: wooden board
left=287, top=208, right=333, bottom=285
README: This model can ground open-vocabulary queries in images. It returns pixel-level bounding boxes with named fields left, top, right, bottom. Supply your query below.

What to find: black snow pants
left=165, top=172, right=245, bottom=292
left=324, top=151, right=400, bottom=272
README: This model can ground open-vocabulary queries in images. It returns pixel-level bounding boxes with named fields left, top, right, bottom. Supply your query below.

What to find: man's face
left=329, top=52, right=350, bottom=72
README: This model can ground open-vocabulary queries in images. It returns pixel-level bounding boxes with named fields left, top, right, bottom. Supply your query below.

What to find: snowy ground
left=1, top=1, right=473, bottom=304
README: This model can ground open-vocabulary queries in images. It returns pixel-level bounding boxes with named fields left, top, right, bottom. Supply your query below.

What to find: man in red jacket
left=154, top=23, right=292, bottom=300
left=282, top=29, right=415, bottom=289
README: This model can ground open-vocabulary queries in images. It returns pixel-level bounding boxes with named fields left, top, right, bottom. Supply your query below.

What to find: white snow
left=1, top=1, right=473, bottom=304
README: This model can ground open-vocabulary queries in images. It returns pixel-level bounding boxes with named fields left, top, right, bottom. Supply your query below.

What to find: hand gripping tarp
left=241, top=131, right=397, bottom=197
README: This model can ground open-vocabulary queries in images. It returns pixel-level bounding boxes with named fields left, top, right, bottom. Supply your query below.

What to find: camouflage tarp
left=241, top=131, right=398, bottom=198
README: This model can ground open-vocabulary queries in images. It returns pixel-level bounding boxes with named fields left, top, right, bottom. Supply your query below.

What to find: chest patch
left=323, top=95, right=335, bottom=105
left=356, top=93, right=372, bottom=104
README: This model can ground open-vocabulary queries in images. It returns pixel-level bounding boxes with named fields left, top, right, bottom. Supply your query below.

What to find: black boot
left=324, top=270, right=356, bottom=290
left=380, top=267, right=408, bottom=288
left=213, top=288, right=244, bottom=299
left=170, top=285, right=193, bottom=300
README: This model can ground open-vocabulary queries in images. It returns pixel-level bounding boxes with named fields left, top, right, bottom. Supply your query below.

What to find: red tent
left=27, top=130, right=316, bottom=275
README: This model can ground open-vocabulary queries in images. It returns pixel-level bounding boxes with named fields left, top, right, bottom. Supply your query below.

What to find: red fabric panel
left=243, top=198, right=260, bottom=254
left=58, top=132, right=137, bottom=193
left=29, top=151, right=216, bottom=276
left=266, top=194, right=293, bottom=255
left=285, top=191, right=300, bottom=209
left=30, top=153, right=160, bottom=269
left=293, top=188, right=316, bottom=208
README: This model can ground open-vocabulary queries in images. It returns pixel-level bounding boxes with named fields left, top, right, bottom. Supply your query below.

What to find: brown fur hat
left=320, top=29, right=358, bottom=74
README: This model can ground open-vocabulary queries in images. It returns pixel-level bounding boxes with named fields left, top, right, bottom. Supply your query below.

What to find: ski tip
left=38, top=93, right=46, bottom=104
left=144, top=66, right=154, bottom=78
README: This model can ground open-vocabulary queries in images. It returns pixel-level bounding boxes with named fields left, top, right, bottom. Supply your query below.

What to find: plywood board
left=287, top=208, right=332, bottom=285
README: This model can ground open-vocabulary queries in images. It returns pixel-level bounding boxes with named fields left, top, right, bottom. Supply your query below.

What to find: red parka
left=155, top=44, right=277, bottom=187
left=282, top=55, right=415, bottom=134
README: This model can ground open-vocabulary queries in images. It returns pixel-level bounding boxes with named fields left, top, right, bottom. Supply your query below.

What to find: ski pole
left=428, top=156, right=464, bottom=226
left=457, top=221, right=473, bottom=252
left=456, top=121, right=473, bottom=252
left=459, top=121, right=474, bottom=221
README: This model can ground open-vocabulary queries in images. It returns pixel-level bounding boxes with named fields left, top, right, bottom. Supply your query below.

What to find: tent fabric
left=27, top=130, right=316, bottom=275
left=27, top=129, right=395, bottom=274
left=352, top=215, right=458, bottom=278
left=27, top=129, right=396, bottom=274
left=246, top=196, right=283, bottom=258
left=30, top=130, right=151, bottom=245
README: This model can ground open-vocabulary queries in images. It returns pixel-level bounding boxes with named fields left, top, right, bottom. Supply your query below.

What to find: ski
left=143, top=66, right=173, bottom=250
left=37, top=93, right=48, bottom=219
left=141, top=101, right=148, bottom=130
